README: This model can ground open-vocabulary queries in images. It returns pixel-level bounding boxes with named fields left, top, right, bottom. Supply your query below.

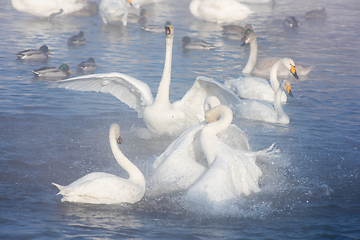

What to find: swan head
left=204, top=96, right=221, bottom=112
left=110, top=123, right=123, bottom=144
left=241, top=29, right=256, bottom=46
left=165, top=22, right=174, bottom=39
left=281, top=58, right=299, bottom=79
left=280, top=80, right=294, bottom=98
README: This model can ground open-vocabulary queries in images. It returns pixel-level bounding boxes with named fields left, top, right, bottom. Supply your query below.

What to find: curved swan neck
left=201, top=105, right=233, bottom=165
left=274, top=86, right=289, bottom=123
left=242, top=37, right=257, bottom=74
left=189, top=0, right=201, bottom=18
left=154, top=34, right=173, bottom=105
left=269, top=59, right=282, bottom=92
left=109, top=125, right=144, bottom=184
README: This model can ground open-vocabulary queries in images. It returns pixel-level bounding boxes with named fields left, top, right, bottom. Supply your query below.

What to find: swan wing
left=176, top=76, right=241, bottom=123
left=55, top=72, right=153, bottom=117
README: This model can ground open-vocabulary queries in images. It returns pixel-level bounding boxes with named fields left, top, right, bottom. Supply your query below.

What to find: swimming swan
left=234, top=79, right=294, bottom=124
left=185, top=104, right=263, bottom=204
left=189, top=0, right=252, bottom=23
left=99, top=0, right=132, bottom=25
left=11, top=0, right=85, bottom=18
left=225, top=57, right=299, bottom=103
left=52, top=123, right=146, bottom=204
left=55, top=24, right=240, bottom=136
left=147, top=96, right=251, bottom=197
left=242, top=30, right=314, bottom=77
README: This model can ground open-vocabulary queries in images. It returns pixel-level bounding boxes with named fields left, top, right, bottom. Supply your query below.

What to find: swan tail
left=52, top=182, right=63, bottom=191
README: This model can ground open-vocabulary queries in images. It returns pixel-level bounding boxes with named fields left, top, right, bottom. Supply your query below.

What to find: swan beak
left=290, top=64, right=299, bottom=79
left=128, top=0, right=132, bottom=6
left=286, top=85, right=294, bottom=97
left=165, top=26, right=172, bottom=35
left=117, top=136, right=122, bottom=144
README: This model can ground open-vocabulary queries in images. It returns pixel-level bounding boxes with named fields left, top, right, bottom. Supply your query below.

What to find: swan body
left=234, top=79, right=294, bottom=124
left=68, top=31, right=86, bottom=45
left=189, top=0, right=252, bottom=23
left=70, top=1, right=99, bottom=17
left=56, top=25, right=240, bottom=136
left=242, top=30, right=314, bottom=77
left=99, top=0, right=132, bottom=25
left=16, top=45, right=51, bottom=62
left=147, top=96, right=251, bottom=197
left=33, top=64, right=74, bottom=80
left=222, top=24, right=253, bottom=41
left=11, top=0, right=85, bottom=18
left=52, top=123, right=146, bottom=204
left=76, top=57, right=97, bottom=74
left=225, top=57, right=299, bottom=103
left=131, top=0, right=162, bottom=9
left=186, top=104, right=262, bottom=204
left=179, top=36, right=215, bottom=50
left=284, top=16, right=300, bottom=28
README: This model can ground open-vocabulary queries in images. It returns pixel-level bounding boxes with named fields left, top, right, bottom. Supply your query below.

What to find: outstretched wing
left=176, top=75, right=241, bottom=123
left=55, top=72, right=153, bottom=117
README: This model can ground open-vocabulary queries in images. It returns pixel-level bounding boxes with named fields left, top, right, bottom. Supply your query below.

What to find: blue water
left=1, top=0, right=360, bottom=239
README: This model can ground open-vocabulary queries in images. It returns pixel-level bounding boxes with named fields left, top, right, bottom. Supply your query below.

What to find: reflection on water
left=1, top=0, right=360, bottom=239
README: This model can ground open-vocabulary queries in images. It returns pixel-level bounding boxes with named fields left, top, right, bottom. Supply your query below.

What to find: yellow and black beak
left=117, top=136, right=123, bottom=144
left=286, top=85, right=294, bottom=97
left=290, top=64, right=299, bottom=79
left=165, top=25, right=172, bottom=36
left=128, top=0, right=132, bottom=6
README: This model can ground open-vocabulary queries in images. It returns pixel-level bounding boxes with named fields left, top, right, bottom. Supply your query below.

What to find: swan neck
left=109, top=128, right=144, bottom=184
left=274, top=86, right=288, bottom=123
left=201, top=106, right=233, bottom=165
left=154, top=36, right=173, bottom=105
left=269, top=59, right=282, bottom=92
left=242, top=37, right=257, bottom=74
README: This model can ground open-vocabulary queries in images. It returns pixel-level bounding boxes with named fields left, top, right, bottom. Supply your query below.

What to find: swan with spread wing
left=56, top=24, right=240, bottom=136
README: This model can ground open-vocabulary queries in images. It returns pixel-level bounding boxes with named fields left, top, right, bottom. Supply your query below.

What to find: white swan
left=234, top=79, right=294, bottom=124
left=52, top=123, right=145, bottom=204
left=242, top=30, right=314, bottom=77
left=11, top=0, right=85, bottom=18
left=225, top=57, right=299, bottom=103
left=147, top=96, right=251, bottom=197
left=189, top=0, right=252, bottom=23
left=185, top=104, right=263, bottom=204
left=99, top=0, right=132, bottom=25
left=55, top=24, right=240, bottom=137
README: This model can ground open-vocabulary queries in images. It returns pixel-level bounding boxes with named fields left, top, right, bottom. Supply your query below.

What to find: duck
left=55, top=24, right=241, bottom=136
left=225, top=57, right=299, bottom=103
left=52, top=123, right=146, bottom=204
left=33, top=64, right=74, bottom=80
left=127, top=8, right=148, bottom=26
left=68, top=31, right=86, bottom=45
left=185, top=104, right=263, bottom=205
left=16, top=45, right=51, bottom=62
left=234, top=79, right=294, bottom=124
left=222, top=24, right=253, bottom=41
left=241, top=30, right=314, bottom=77
left=189, top=0, right=252, bottom=23
left=179, top=36, right=215, bottom=50
left=147, top=96, right=252, bottom=197
left=76, top=57, right=97, bottom=74
left=141, top=21, right=171, bottom=33
left=11, top=0, right=85, bottom=18
left=99, top=0, right=132, bottom=25
left=305, top=8, right=326, bottom=19
left=284, top=16, right=300, bottom=28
